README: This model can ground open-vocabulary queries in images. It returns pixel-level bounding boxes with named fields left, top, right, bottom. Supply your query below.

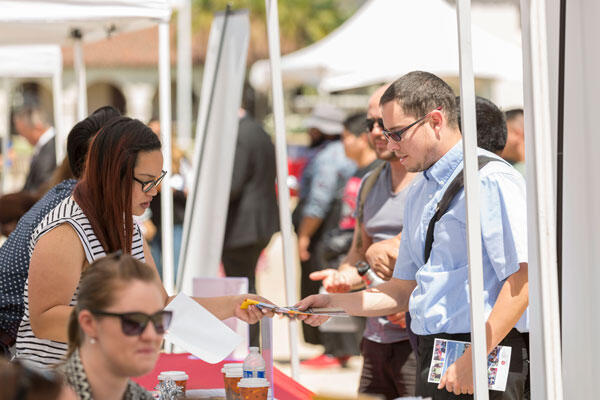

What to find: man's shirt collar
left=423, top=140, right=463, bottom=186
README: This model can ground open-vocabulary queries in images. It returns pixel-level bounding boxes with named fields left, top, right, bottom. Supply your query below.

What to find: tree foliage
left=191, top=0, right=358, bottom=52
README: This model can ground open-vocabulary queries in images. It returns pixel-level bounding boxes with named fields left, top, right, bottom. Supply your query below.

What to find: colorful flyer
left=427, top=338, right=511, bottom=392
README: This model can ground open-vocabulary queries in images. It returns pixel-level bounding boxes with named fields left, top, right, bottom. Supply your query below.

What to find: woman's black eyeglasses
left=382, top=106, right=442, bottom=142
left=90, top=309, right=173, bottom=336
left=365, top=117, right=385, bottom=132
left=133, top=170, right=167, bottom=193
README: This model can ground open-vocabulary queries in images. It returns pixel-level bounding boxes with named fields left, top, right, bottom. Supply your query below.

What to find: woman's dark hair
left=73, top=116, right=161, bottom=253
left=0, top=359, right=64, bottom=400
left=67, top=253, right=160, bottom=358
left=67, top=106, right=121, bottom=179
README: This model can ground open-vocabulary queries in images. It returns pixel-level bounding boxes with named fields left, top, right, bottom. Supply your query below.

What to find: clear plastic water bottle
left=242, top=347, right=265, bottom=379
left=355, top=261, right=385, bottom=288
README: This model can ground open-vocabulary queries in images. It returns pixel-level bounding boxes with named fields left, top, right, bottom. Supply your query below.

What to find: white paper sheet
left=164, top=293, right=242, bottom=363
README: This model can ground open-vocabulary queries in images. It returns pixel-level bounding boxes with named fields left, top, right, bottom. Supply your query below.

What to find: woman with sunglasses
left=61, top=253, right=167, bottom=399
left=15, top=117, right=267, bottom=368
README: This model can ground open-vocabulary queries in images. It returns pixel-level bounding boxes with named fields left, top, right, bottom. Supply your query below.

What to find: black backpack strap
left=423, top=155, right=498, bottom=263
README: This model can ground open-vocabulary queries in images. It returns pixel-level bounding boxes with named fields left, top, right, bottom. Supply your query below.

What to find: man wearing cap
left=292, top=103, right=356, bottom=363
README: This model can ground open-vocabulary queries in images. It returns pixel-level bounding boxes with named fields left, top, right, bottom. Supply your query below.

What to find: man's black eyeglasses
left=366, top=118, right=385, bottom=132
left=383, top=106, right=442, bottom=143
left=133, top=170, right=167, bottom=193
left=90, top=309, right=173, bottom=336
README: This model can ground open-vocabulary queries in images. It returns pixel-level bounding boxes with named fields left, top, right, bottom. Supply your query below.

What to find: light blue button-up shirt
left=393, top=141, right=529, bottom=335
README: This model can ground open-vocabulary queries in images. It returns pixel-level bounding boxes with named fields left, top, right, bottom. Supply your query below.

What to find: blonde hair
left=66, top=253, right=160, bottom=357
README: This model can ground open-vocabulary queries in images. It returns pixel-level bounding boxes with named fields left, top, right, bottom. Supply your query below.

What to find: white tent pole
left=73, top=37, right=87, bottom=121
left=520, top=0, right=564, bottom=399
left=265, top=0, right=300, bottom=380
left=52, top=68, right=64, bottom=163
left=455, top=1, right=489, bottom=399
left=176, top=0, right=192, bottom=150
left=159, top=21, right=175, bottom=296
left=1, top=78, right=9, bottom=194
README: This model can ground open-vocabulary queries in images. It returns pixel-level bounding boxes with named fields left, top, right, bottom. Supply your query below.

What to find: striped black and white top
left=15, top=196, right=145, bottom=368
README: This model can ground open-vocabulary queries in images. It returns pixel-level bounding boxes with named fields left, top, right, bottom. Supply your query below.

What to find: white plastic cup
left=237, top=378, right=269, bottom=400
left=223, top=364, right=243, bottom=400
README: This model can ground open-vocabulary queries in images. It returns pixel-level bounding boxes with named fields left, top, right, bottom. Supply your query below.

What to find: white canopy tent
left=0, top=45, right=64, bottom=193
left=250, top=0, right=522, bottom=105
left=0, top=0, right=178, bottom=293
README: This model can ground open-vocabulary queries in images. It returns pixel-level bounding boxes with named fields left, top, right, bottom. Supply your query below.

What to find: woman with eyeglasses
left=15, top=116, right=267, bottom=368
left=60, top=253, right=166, bottom=399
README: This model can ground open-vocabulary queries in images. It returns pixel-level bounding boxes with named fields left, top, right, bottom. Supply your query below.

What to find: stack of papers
left=240, top=299, right=349, bottom=318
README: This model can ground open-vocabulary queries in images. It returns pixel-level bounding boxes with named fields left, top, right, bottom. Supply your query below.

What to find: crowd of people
left=0, top=70, right=528, bottom=400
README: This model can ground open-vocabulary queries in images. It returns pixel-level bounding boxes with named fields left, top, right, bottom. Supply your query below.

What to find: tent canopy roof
left=250, top=0, right=522, bottom=92
left=0, top=0, right=171, bottom=45
left=0, top=45, right=62, bottom=77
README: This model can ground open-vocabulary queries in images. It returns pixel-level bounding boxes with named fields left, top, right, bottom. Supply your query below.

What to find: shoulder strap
left=423, top=155, right=498, bottom=263
left=355, top=162, right=386, bottom=250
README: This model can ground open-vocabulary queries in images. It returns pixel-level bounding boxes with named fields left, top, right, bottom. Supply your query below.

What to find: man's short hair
left=455, top=96, right=507, bottom=154
left=505, top=108, right=524, bottom=122
left=379, top=71, right=458, bottom=128
left=13, top=104, right=49, bottom=127
left=67, top=106, right=121, bottom=179
left=343, top=112, right=368, bottom=136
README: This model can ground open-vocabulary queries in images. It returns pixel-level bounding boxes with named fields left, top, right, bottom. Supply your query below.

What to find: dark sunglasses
left=90, top=309, right=173, bottom=336
left=133, top=170, right=167, bottom=193
left=365, top=117, right=385, bottom=132
left=383, top=106, right=442, bottom=142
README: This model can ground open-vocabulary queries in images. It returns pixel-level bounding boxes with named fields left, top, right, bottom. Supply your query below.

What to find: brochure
left=427, top=338, right=511, bottom=392
left=240, top=299, right=349, bottom=318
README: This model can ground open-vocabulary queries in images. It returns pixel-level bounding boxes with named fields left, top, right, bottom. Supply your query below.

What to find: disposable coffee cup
left=223, top=364, right=243, bottom=400
left=237, top=378, right=269, bottom=400
left=158, top=370, right=189, bottom=393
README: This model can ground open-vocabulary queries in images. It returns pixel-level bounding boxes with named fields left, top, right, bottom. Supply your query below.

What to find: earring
left=90, top=337, right=97, bottom=344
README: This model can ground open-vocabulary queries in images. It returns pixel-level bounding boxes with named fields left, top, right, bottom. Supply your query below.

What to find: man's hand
left=438, top=347, right=474, bottom=395
left=232, top=294, right=273, bottom=324
left=386, top=311, right=407, bottom=328
left=298, top=235, right=311, bottom=262
left=309, top=269, right=353, bottom=293
left=294, top=294, right=332, bottom=327
left=364, top=238, right=399, bottom=280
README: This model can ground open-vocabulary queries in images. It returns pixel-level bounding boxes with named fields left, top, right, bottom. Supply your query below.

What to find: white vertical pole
left=455, top=1, right=489, bottom=399
left=176, top=0, right=193, bottom=150
left=520, top=1, right=564, bottom=399
left=73, top=39, right=87, bottom=121
left=264, top=0, right=300, bottom=381
left=159, top=21, right=175, bottom=297
left=0, top=78, right=9, bottom=194
left=52, top=71, right=65, bottom=162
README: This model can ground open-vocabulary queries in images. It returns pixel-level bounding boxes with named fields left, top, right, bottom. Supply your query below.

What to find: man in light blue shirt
left=296, top=71, right=529, bottom=400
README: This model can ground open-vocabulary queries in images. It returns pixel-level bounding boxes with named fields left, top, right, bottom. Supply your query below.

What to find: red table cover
left=132, top=353, right=314, bottom=400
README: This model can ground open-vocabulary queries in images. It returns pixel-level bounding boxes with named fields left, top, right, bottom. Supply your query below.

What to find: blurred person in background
left=13, top=104, right=56, bottom=193
left=500, top=108, right=525, bottom=176
left=0, top=106, right=121, bottom=359
left=60, top=253, right=164, bottom=400
left=310, top=86, right=419, bottom=396
left=221, top=83, right=279, bottom=347
left=14, top=117, right=268, bottom=368
left=291, top=103, right=356, bottom=367
left=0, top=358, right=76, bottom=400
left=455, top=96, right=507, bottom=156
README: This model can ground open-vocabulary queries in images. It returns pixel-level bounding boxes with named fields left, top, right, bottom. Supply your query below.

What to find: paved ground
left=257, top=233, right=366, bottom=399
